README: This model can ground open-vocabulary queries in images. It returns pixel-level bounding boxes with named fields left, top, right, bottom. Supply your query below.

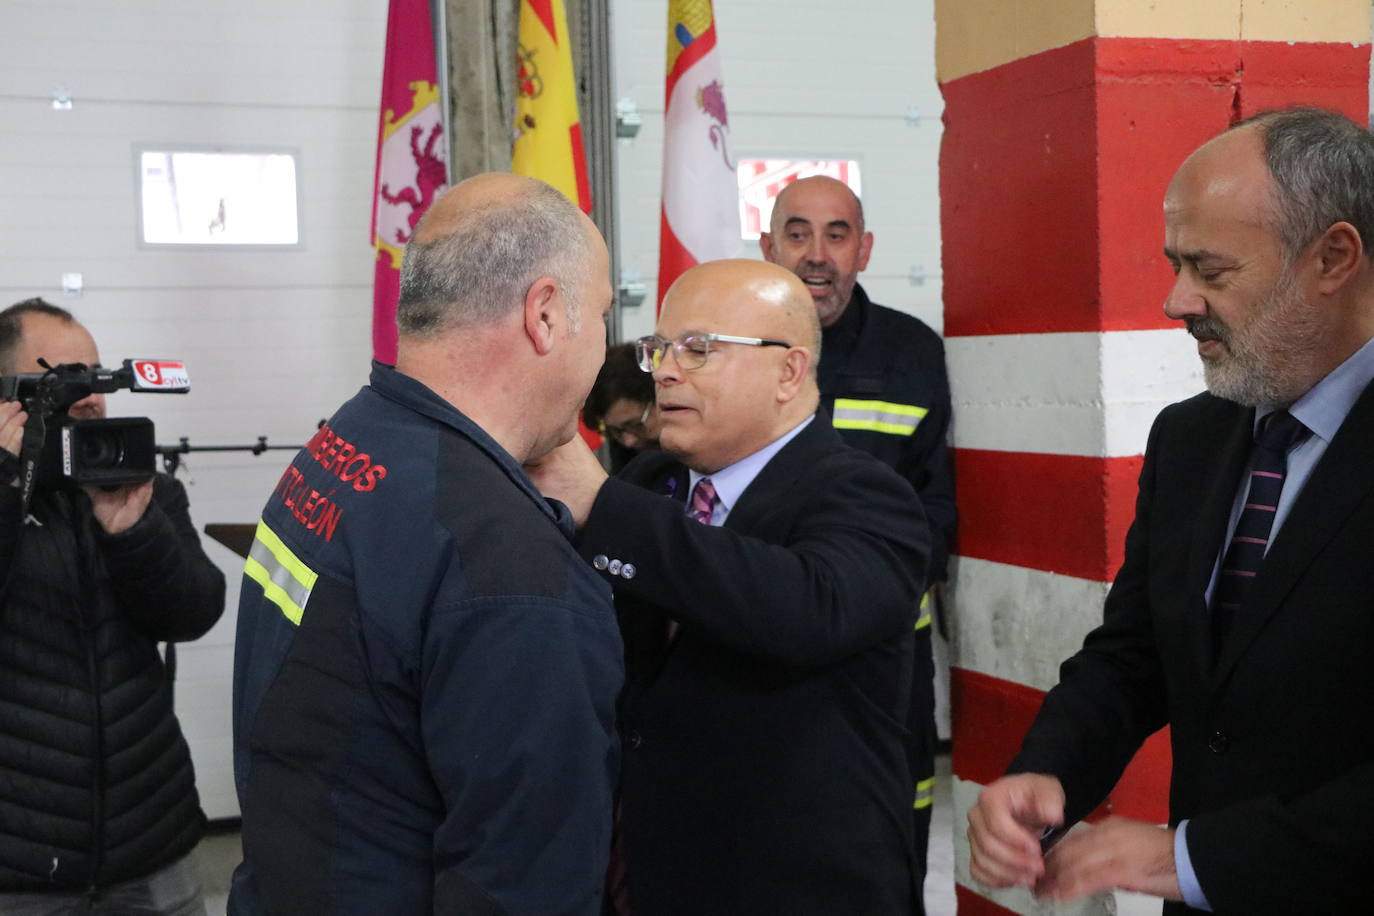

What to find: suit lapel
left=724, top=412, right=835, bottom=533
left=1215, top=378, right=1374, bottom=684
left=619, top=458, right=690, bottom=678
left=1183, top=402, right=1255, bottom=677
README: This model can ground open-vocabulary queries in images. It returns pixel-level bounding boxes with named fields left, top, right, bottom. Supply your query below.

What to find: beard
left=1186, top=268, right=1324, bottom=407
left=792, top=260, right=856, bottom=326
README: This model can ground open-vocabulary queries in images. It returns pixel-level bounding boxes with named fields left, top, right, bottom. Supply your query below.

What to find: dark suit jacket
left=577, top=414, right=931, bottom=915
left=1010, top=382, right=1374, bottom=915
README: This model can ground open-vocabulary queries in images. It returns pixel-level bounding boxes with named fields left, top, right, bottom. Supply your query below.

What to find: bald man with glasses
left=528, top=259, right=931, bottom=915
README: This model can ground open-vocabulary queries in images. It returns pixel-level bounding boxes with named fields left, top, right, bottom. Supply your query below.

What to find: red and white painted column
left=934, top=2, right=1369, bottom=913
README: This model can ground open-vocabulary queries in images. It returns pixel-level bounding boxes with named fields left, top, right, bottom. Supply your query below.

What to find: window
left=137, top=148, right=301, bottom=246
left=737, top=159, right=862, bottom=241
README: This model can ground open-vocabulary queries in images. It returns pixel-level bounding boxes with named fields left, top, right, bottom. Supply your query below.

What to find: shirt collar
left=688, top=414, right=815, bottom=515
left=1258, top=333, right=1374, bottom=443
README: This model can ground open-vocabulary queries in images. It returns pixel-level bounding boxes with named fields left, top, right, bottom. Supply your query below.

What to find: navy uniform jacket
left=580, top=414, right=929, bottom=915
left=821, top=285, right=948, bottom=875
left=820, top=284, right=955, bottom=582
left=230, top=362, right=623, bottom=916
left=1011, top=384, right=1374, bottom=914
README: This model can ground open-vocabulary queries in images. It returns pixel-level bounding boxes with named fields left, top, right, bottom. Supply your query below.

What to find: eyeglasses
left=634, top=332, right=791, bottom=372
left=602, top=401, right=654, bottom=441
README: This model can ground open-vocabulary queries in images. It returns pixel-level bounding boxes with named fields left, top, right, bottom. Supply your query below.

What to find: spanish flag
left=512, top=0, right=592, bottom=214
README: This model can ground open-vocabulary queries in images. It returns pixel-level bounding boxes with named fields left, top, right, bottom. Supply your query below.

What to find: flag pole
left=431, top=0, right=454, bottom=182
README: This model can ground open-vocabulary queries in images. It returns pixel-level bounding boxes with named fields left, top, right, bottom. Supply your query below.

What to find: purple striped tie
left=668, top=479, right=718, bottom=643
left=1211, top=410, right=1309, bottom=651
left=689, top=478, right=717, bottom=526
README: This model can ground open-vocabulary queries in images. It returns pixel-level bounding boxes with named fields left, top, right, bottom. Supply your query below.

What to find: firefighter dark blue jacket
left=820, top=284, right=955, bottom=582
left=230, top=362, right=623, bottom=916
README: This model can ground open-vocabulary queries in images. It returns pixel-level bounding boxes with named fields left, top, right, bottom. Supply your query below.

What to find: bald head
left=397, top=172, right=600, bottom=336
left=664, top=259, right=822, bottom=361
left=1166, top=126, right=1275, bottom=239
left=1217, top=107, right=1374, bottom=261
left=770, top=176, right=865, bottom=236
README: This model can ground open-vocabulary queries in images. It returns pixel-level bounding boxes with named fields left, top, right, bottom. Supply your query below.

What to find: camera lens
left=79, top=434, right=124, bottom=470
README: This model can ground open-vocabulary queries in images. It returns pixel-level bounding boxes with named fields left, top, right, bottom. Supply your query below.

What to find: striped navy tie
left=1211, top=409, right=1310, bottom=651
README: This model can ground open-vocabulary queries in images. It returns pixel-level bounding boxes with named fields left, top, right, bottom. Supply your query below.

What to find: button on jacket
left=1010, top=383, right=1374, bottom=914
left=581, top=414, right=930, bottom=915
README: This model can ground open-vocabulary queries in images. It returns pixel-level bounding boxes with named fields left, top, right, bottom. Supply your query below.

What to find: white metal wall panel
left=2, top=0, right=952, bottom=824
left=610, top=0, right=945, bottom=337
left=0, top=0, right=385, bottom=820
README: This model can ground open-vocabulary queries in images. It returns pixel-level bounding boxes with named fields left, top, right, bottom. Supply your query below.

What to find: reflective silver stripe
left=243, top=521, right=316, bottom=626
left=831, top=398, right=928, bottom=437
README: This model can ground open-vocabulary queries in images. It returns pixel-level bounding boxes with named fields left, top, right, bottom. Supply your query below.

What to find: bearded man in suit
left=529, top=258, right=930, bottom=914
left=967, top=107, right=1374, bottom=914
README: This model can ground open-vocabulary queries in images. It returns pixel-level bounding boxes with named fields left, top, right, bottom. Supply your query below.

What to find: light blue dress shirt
left=1177, top=332, right=1374, bottom=911
left=686, top=415, right=814, bottom=526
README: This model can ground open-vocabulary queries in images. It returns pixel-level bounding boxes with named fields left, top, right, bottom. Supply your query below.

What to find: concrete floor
left=193, top=826, right=237, bottom=915
left=925, top=751, right=958, bottom=914
left=196, top=753, right=958, bottom=915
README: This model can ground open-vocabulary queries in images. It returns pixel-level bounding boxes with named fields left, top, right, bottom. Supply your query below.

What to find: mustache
left=1185, top=315, right=1229, bottom=343
left=795, top=261, right=837, bottom=281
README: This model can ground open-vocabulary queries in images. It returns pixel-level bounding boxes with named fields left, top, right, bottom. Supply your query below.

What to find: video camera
left=0, top=359, right=190, bottom=487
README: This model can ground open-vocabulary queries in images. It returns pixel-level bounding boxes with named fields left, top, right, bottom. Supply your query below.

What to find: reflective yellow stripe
left=243, top=520, right=317, bottom=626
left=913, top=777, right=936, bottom=810
left=832, top=399, right=929, bottom=437
left=915, top=591, right=932, bottom=631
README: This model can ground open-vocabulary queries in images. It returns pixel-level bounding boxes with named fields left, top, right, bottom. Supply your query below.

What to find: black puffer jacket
left=0, top=474, right=225, bottom=890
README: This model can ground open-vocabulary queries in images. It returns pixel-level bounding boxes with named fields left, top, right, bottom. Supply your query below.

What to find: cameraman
left=0, top=299, right=226, bottom=915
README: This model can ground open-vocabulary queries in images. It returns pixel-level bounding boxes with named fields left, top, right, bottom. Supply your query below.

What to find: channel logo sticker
left=130, top=360, right=191, bottom=392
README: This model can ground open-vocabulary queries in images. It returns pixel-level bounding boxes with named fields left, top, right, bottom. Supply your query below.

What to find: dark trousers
left=908, top=618, right=936, bottom=916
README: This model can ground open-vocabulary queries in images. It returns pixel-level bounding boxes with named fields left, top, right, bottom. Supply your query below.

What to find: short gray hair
left=397, top=181, right=595, bottom=336
left=1236, top=107, right=1374, bottom=260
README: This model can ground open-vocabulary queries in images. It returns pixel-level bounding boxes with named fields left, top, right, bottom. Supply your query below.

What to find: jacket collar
left=1184, top=400, right=1254, bottom=676
left=724, top=408, right=840, bottom=532
left=367, top=361, right=569, bottom=532
left=821, top=284, right=870, bottom=348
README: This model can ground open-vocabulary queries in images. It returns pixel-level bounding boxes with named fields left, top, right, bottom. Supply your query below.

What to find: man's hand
left=84, top=480, right=154, bottom=535
left=1036, top=815, right=1182, bottom=903
left=967, top=773, right=1065, bottom=889
left=0, top=401, right=27, bottom=487
left=525, top=436, right=608, bottom=528
left=0, top=400, right=27, bottom=460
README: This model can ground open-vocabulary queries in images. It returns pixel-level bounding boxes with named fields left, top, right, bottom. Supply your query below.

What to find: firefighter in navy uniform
left=763, top=176, right=955, bottom=913
left=230, top=175, right=623, bottom=916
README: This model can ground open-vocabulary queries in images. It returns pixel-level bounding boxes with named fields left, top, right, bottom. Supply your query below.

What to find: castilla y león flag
left=372, top=0, right=449, bottom=364
left=658, top=0, right=739, bottom=308
left=512, top=0, right=592, bottom=214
